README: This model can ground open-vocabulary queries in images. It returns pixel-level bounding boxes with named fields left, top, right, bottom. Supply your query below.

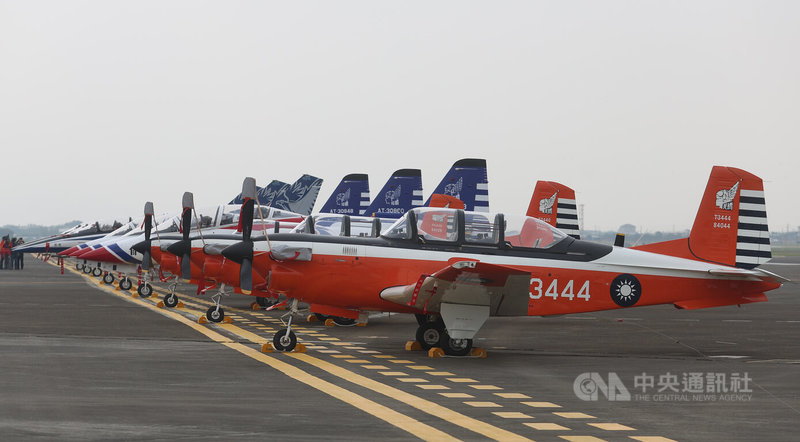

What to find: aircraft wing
left=380, top=260, right=530, bottom=316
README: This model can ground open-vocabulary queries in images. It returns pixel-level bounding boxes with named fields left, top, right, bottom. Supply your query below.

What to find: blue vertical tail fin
left=229, top=180, right=288, bottom=205
left=269, top=174, right=324, bottom=216
left=364, top=169, right=423, bottom=219
left=424, top=158, right=489, bottom=212
left=320, top=173, right=370, bottom=215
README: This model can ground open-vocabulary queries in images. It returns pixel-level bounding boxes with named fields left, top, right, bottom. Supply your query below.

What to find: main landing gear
left=205, top=284, right=230, bottom=323
left=414, top=314, right=473, bottom=357
left=273, top=299, right=300, bottom=352
left=119, top=277, right=133, bottom=291
left=102, top=272, right=115, bottom=285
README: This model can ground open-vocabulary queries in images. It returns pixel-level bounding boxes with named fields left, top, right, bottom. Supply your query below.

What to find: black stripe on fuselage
left=241, top=233, right=612, bottom=262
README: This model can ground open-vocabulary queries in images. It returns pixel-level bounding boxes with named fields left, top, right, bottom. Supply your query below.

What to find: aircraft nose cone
left=58, top=246, right=79, bottom=256
left=81, top=247, right=123, bottom=263
left=131, top=240, right=148, bottom=255
left=72, top=247, right=94, bottom=258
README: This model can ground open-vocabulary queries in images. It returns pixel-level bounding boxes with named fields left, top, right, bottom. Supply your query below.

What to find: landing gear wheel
left=416, top=322, right=444, bottom=351
left=439, top=332, right=473, bottom=357
left=314, top=313, right=328, bottom=321
left=92, top=267, right=102, bottom=277
left=137, top=283, right=153, bottom=298
left=206, top=306, right=224, bottom=323
left=273, top=329, right=297, bottom=352
left=333, top=316, right=356, bottom=326
left=256, top=296, right=274, bottom=308
left=76, top=263, right=84, bottom=271
left=83, top=266, right=92, bottom=274
left=163, top=293, right=179, bottom=308
left=119, top=278, right=132, bottom=291
left=103, top=273, right=114, bottom=284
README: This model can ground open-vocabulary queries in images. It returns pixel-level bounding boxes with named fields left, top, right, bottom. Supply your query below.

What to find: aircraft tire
left=206, top=306, right=224, bottom=323
left=163, top=293, right=179, bottom=308
left=83, top=266, right=92, bottom=274
left=92, top=267, right=102, bottom=277
left=119, top=278, right=132, bottom=291
left=313, top=313, right=328, bottom=322
left=416, top=322, right=444, bottom=351
left=332, top=316, right=356, bottom=326
left=103, top=273, right=115, bottom=284
left=439, top=333, right=473, bottom=357
left=273, top=329, right=297, bottom=352
left=255, top=296, right=274, bottom=308
left=76, top=263, right=84, bottom=271
left=137, top=283, right=153, bottom=298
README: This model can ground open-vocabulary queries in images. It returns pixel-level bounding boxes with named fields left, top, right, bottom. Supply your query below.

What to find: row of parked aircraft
left=16, top=160, right=784, bottom=356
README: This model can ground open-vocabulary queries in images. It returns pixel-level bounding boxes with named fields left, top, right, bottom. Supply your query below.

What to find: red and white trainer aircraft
left=219, top=166, right=783, bottom=356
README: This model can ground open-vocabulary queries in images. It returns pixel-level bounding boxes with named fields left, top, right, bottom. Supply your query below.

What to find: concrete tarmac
left=0, top=257, right=797, bottom=441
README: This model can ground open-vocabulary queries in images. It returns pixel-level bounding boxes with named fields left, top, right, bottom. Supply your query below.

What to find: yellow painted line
left=359, top=350, right=380, bottom=354
left=629, top=437, right=678, bottom=442
left=463, top=401, right=502, bottom=408
left=559, top=437, right=606, bottom=442
left=427, top=371, right=456, bottom=376
left=554, top=412, right=595, bottom=419
left=217, top=323, right=269, bottom=344
left=379, top=371, right=407, bottom=376
left=447, top=378, right=478, bottom=383
left=330, top=342, right=354, bottom=346
left=361, top=365, right=390, bottom=370
left=389, top=359, right=414, bottom=364
left=418, top=385, right=449, bottom=390
left=344, top=346, right=365, bottom=349
left=493, top=412, right=533, bottom=419
left=319, top=337, right=340, bottom=341
left=226, top=344, right=457, bottom=442
left=62, top=265, right=457, bottom=442
left=495, top=393, right=531, bottom=399
left=522, top=401, right=561, bottom=408
left=397, top=378, right=428, bottom=383
left=588, top=423, right=635, bottom=431
left=439, top=393, right=473, bottom=398
left=407, top=365, right=434, bottom=370
left=345, top=359, right=371, bottom=363
left=525, top=423, right=570, bottom=431
left=373, top=355, right=395, bottom=359
left=289, top=353, right=533, bottom=442
left=469, top=385, right=502, bottom=390
left=331, top=355, right=354, bottom=359
left=317, top=350, right=341, bottom=354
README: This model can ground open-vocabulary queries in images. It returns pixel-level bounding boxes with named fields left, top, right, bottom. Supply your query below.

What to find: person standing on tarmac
left=0, top=236, right=10, bottom=269
left=15, top=238, right=24, bottom=270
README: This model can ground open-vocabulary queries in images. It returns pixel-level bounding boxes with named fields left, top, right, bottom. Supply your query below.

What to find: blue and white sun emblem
left=610, top=274, right=641, bottom=307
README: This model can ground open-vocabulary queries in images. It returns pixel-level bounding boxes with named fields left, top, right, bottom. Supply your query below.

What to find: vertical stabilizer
left=270, top=174, right=324, bottom=216
left=320, top=174, right=370, bottom=215
left=526, top=181, right=580, bottom=239
left=688, top=166, right=771, bottom=269
left=424, top=158, right=489, bottom=212
left=364, top=169, right=423, bottom=219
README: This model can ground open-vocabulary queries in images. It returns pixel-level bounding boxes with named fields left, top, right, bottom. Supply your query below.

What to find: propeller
left=131, top=201, right=154, bottom=270
left=166, top=192, right=194, bottom=281
left=222, top=178, right=257, bottom=294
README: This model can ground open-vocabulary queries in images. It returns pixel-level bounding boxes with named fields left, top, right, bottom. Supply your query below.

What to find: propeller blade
left=239, top=257, right=253, bottom=294
left=179, top=192, right=194, bottom=280
left=142, top=202, right=154, bottom=270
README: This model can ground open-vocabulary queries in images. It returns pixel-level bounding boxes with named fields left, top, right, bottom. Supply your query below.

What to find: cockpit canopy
left=382, top=207, right=568, bottom=249
left=291, top=214, right=382, bottom=237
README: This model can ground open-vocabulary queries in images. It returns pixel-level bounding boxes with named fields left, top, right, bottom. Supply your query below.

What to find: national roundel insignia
left=610, top=274, right=642, bottom=307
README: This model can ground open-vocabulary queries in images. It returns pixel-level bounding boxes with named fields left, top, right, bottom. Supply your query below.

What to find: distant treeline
left=0, top=221, right=82, bottom=241
left=584, top=229, right=800, bottom=247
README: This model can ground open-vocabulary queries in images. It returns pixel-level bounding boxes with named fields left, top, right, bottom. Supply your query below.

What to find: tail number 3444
left=529, top=278, right=591, bottom=301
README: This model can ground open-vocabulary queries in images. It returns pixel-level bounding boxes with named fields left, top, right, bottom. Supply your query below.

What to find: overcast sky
left=1, top=1, right=797, bottom=232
